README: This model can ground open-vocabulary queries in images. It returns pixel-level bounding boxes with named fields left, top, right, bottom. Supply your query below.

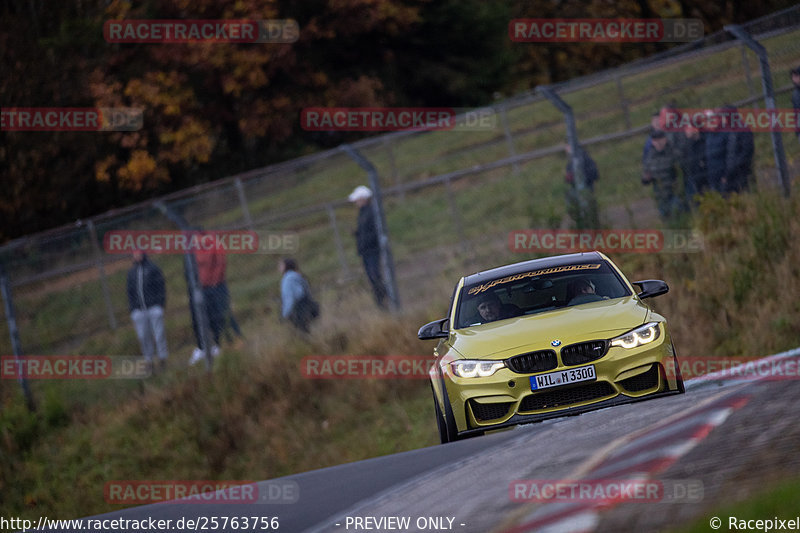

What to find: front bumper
left=457, top=388, right=680, bottom=438
left=442, top=330, right=680, bottom=435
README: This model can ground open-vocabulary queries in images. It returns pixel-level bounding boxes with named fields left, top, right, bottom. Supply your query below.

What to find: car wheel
left=431, top=383, right=458, bottom=444
left=672, top=345, right=685, bottom=394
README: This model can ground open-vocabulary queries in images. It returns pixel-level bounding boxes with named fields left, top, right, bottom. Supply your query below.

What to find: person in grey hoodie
left=126, top=250, right=168, bottom=369
left=279, top=258, right=318, bottom=333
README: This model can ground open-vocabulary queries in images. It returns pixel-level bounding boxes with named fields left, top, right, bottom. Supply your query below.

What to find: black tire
left=431, top=383, right=458, bottom=444
left=672, top=345, right=685, bottom=394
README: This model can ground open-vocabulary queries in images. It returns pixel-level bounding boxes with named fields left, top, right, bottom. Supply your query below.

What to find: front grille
left=470, top=400, right=513, bottom=422
left=561, top=340, right=608, bottom=366
left=506, top=350, right=558, bottom=374
left=519, top=381, right=616, bottom=411
left=619, top=364, right=660, bottom=392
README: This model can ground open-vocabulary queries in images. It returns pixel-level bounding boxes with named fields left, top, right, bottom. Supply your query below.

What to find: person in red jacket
left=188, top=230, right=241, bottom=365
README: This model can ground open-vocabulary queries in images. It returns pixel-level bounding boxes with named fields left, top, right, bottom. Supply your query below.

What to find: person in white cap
left=349, top=185, right=387, bottom=308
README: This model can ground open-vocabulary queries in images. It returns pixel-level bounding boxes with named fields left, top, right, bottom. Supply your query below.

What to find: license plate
left=530, top=365, right=596, bottom=390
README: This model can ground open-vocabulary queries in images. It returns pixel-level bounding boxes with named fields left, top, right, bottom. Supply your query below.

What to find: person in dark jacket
left=724, top=106, right=754, bottom=194
left=641, top=111, right=661, bottom=164
left=349, top=185, right=387, bottom=308
left=704, top=109, right=729, bottom=195
left=642, top=130, right=686, bottom=223
left=705, top=106, right=754, bottom=195
left=126, top=250, right=168, bottom=368
left=680, top=125, right=708, bottom=207
left=791, top=66, right=800, bottom=143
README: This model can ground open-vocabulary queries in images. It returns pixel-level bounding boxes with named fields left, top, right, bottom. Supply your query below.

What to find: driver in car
left=476, top=293, right=521, bottom=323
left=567, top=278, right=608, bottom=305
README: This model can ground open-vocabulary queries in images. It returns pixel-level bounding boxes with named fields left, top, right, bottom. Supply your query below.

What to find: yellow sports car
left=418, top=251, right=684, bottom=443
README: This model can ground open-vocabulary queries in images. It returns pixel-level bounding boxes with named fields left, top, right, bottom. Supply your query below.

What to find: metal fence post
left=725, top=25, right=790, bottom=197
left=0, top=262, right=35, bottom=411
left=234, top=178, right=254, bottom=231
left=184, top=253, right=214, bottom=372
left=340, top=145, right=401, bottom=311
left=85, top=220, right=118, bottom=330
left=538, top=86, right=599, bottom=228
left=155, top=201, right=215, bottom=372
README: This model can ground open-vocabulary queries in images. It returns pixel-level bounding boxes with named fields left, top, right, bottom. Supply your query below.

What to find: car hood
left=450, top=296, right=650, bottom=359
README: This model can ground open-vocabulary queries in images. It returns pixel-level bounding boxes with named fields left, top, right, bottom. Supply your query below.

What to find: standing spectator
left=706, top=106, right=754, bottom=195
left=127, top=250, right=168, bottom=371
left=643, top=103, right=681, bottom=164
left=188, top=231, right=230, bottom=365
left=279, top=258, right=319, bottom=333
left=349, top=186, right=388, bottom=308
left=564, top=142, right=599, bottom=227
left=704, top=108, right=729, bottom=195
left=642, top=130, right=686, bottom=223
left=791, top=66, right=800, bottom=143
left=641, top=111, right=662, bottom=164
left=724, top=106, right=754, bottom=194
left=680, top=125, right=708, bottom=207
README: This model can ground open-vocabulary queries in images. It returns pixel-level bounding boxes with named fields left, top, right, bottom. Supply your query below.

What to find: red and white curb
left=502, top=393, right=750, bottom=533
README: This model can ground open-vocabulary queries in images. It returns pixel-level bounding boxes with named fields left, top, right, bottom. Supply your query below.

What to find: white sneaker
left=211, top=345, right=221, bottom=358
left=189, top=348, right=205, bottom=366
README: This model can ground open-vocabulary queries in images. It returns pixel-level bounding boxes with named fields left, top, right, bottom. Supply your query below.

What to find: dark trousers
left=203, top=283, right=229, bottom=345
left=361, top=251, right=387, bottom=307
left=190, top=282, right=241, bottom=347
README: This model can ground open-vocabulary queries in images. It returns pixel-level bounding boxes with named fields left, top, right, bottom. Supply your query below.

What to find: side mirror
left=418, top=318, right=449, bottom=340
left=633, top=279, right=669, bottom=299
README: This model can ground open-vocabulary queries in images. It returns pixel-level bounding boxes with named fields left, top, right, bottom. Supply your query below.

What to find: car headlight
left=450, top=360, right=506, bottom=378
left=611, top=322, right=661, bottom=349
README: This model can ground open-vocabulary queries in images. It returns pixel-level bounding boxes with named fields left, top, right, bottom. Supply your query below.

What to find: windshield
left=454, top=261, right=631, bottom=328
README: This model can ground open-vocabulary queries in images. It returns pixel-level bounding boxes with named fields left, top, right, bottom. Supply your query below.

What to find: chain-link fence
left=1, top=7, right=799, bottom=375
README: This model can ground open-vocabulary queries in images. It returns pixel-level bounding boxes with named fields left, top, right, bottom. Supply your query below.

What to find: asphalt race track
left=71, top=348, right=800, bottom=533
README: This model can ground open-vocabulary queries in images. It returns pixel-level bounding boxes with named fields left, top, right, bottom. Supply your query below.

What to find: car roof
left=462, top=251, right=607, bottom=287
